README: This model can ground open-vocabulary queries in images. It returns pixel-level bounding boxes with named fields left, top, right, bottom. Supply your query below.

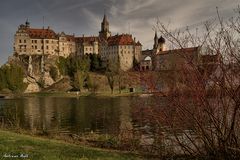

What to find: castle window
left=46, top=40, right=49, bottom=43
left=24, top=40, right=26, bottom=43
left=46, top=46, right=49, bottom=50
left=19, top=39, right=22, bottom=43
left=35, top=46, right=37, bottom=49
left=35, top=40, right=37, bottom=43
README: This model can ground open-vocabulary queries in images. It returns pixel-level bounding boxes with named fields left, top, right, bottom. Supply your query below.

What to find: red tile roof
left=66, top=35, right=75, bottom=42
left=27, top=28, right=57, bottom=39
left=107, top=34, right=135, bottom=46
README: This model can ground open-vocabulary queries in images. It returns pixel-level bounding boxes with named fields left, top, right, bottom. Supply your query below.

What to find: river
left=0, top=96, right=140, bottom=136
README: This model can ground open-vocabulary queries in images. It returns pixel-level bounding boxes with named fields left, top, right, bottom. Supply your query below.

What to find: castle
left=140, top=31, right=200, bottom=71
left=13, top=14, right=142, bottom=71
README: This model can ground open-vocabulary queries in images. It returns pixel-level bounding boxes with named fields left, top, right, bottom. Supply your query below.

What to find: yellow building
left=13, top=16, right=143, bottom=71
left=101, top=34, right=142, bottom=71
left=14, top=21, right=76, bottom=57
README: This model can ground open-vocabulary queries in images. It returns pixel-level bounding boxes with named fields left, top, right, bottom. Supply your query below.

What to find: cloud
left=0, top=0, right=239, bottom=64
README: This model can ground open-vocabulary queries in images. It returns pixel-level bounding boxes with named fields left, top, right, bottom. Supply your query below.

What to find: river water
left=0, top=96, right=140, bottom=136
left=0, top=96, right=203, bottom=154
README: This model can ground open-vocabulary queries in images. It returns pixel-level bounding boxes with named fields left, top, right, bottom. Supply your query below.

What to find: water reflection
left=0, top=97, right=135, bottom=136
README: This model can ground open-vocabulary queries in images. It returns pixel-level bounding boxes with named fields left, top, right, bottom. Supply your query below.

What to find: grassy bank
left=0, top=130, right=141, bottom=160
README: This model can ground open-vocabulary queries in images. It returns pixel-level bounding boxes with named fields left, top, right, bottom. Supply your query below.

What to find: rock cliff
left=7, top=54, right=71, bottom=93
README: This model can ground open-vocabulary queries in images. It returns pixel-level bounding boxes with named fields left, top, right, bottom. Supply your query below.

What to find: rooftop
left=27, top=28, right=58, bottom=39
left=107, top=34, right=142, bottom=46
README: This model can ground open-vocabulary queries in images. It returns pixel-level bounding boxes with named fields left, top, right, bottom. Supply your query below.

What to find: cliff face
left=7, top=54, right=70, bottom=93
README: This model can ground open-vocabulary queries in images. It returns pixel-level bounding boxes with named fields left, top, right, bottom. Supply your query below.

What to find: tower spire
left=103, top=10, right=107, bottom=24
left=25, top=18, right=30, bottom=28
left=99, top=12, right=111, bottom=39
left=153, top=30, right=158, bottom=49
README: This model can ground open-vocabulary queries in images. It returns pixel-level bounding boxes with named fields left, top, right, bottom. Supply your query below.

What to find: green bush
left=0, top=64, right=26, bottom=92
left=57, top=56, right=90, bottom=78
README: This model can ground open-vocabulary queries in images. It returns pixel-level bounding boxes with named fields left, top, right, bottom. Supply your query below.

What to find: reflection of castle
left=13, top=14, right=142, bottom=71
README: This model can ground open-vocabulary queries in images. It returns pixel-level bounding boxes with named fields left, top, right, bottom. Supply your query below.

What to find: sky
left=0, top=0, right=239, bottom=64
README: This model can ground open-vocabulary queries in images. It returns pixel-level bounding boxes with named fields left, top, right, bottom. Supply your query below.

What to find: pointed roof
left=102, top=13, right=109, bottom=24
left=103, top=14, right=106, bottom=22
left=158, top=36, right=165, bottom=43
left=154, top=30, right=158, bottom=39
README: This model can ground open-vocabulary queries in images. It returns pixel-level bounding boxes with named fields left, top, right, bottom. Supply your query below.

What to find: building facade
left=14, top=21, right=75, bottom=58
left=98, top=14, right=142, bottom=71
left=100, top=34, right=142, bottom=71
left=75, top=36, right=99, bottom=55
left=13, top=15, right=142, bottom=71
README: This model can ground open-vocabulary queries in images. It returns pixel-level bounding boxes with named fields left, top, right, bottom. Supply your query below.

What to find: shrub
left=0, top=64, right=26, bottom=92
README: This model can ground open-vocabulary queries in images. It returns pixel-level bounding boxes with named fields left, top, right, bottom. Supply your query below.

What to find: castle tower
left=25, top=19, right=30, bottom=28
left=99, top=14, right=111, bottom=40
left=157, top=36, right=166, bottom=52
left=153, top=31, right=158, bottom=49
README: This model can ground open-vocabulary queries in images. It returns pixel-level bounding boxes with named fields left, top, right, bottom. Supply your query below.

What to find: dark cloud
left=0, top=0, right=238, bottom=64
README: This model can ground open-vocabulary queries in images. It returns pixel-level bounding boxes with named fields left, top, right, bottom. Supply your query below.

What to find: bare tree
left=133, top=7, right=240, bottom=159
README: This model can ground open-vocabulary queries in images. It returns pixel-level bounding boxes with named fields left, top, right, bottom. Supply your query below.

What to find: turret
left=25, top=19, right=30, bottom=28
left=157, top=36, right=166, bottom=52
left=153, top=31, right=158, bottom=49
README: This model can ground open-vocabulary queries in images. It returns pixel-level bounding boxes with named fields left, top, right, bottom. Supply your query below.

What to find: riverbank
left=21, top=91, right=144, bottom=98
left=0, top=91, right=157, bottom=99
left=0, top=130, right=141, bottom=160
